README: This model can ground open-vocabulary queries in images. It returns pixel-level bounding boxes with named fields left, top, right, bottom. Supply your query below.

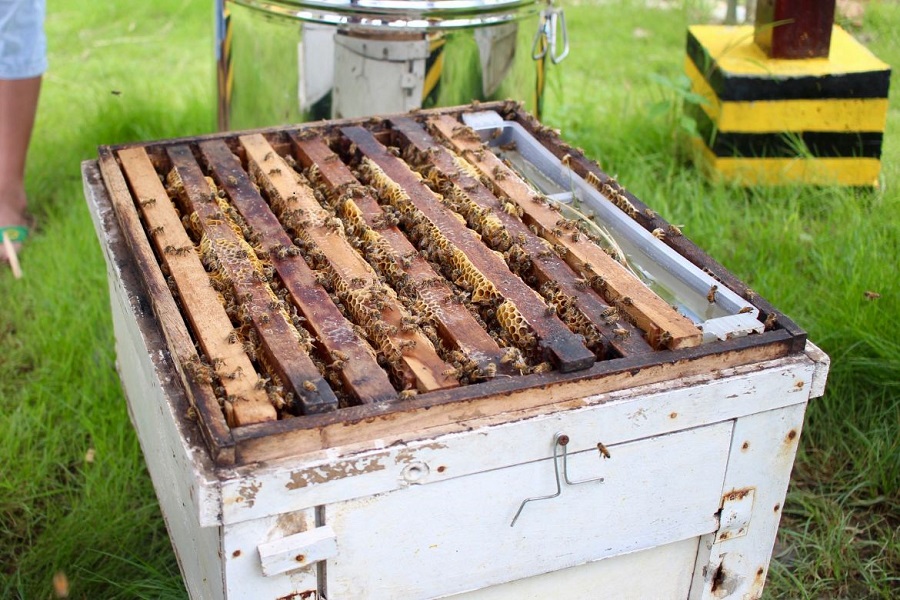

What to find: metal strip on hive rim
left=94, top=101, right=806, bottom=466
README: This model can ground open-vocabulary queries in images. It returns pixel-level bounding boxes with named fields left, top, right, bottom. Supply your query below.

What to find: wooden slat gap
left=428, top=115, right=702, bottom=351
left=115, top=146, right=278, bottom=427
left=390, top=117, right=654, bottom=360
left=97, top=149, right=236, bottom=464
left=239, top=133, right=459, bottom=394
left=340, top=125, right=596, bottom=374
left=291, top=133, right=513, bottom=381
left=198, top=139, right=397, bottom=406
left=166, top=145, right=339, bottom=416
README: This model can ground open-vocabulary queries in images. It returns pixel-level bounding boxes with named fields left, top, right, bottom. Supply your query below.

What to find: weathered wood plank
left=239, top=133, right=457, bottom=393
left=391, top=117, right=652, bottom=359
left=95, top=151, right=235, bottom=464
left=221, top=355, right=815, bottom=522
left=116, top=147, right=276, bottom=426
left=230, top=331, right=795, bottom=463
left=291, top=133, right=509, bottom=378
left=341, top=125, right=596, bottom=373
left=429, top=115, right=702, bottom=351
left=167, top=145, right=338, bottom=415
left=199, top=139, right=396, bottom=405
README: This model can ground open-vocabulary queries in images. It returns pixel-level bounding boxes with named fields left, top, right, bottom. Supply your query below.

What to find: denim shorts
left=0, top=0, right=46, bottom=79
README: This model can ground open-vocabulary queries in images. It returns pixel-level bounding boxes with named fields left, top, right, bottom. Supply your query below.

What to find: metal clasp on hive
left=510, top=432, right=605, bottom=527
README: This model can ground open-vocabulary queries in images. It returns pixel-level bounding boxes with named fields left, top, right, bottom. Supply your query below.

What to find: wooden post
left=754, top=0, right=837, bottom=59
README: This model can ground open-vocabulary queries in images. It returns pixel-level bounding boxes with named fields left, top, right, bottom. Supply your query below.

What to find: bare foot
left=0, top=186, right=29, bottom=264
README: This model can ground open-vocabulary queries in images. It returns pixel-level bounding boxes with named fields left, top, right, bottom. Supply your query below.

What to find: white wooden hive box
left=83, top=102, right=829, bottom=599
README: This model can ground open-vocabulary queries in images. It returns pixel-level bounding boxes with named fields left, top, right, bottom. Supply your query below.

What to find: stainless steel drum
left=216, top=0, right=567, bottom=130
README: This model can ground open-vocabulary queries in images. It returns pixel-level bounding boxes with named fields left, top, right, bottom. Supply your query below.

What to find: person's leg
left=0, top=75, right=41, bottom=257
left=0, top=0, right=47, bottom=266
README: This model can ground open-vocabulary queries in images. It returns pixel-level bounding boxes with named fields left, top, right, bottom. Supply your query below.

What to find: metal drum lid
left=231, top=0, right=541, bottom=28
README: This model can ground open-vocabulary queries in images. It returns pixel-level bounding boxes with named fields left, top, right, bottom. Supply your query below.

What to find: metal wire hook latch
left=531, top=2, right=569, bottom=65
left=510, top=432, right=606, bottom=527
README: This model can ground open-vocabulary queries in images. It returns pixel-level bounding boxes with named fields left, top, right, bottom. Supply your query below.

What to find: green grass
left=1, top=0, right=898, bottom=597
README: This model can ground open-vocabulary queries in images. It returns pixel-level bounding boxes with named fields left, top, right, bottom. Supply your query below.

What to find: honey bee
left=620, top=296, right=633, bottom=306
left=398, top=389, right=418, bottom=400
left=601, top=306, right=619, bottom=322
left=480, top=363, right=497, bottom=379
left=707, top=285, right=718, bottom=304
left=764, top=313, right=777, bottom=330
left=398, top=339, right=417, bottom=351
left=150, top=225, right=164, bottom=236
left=544, top=304, right=557, bottom=317
left=499, top=347, right=519, bottom=364
left=613, top=327, right=630, bottom=339
left=227, top=175, right=238, bottom=186
left=531, top=362, right=552, bottom=374
left=652, top=228, right=666, bottom=240
left=597, top=442, right=611, bottom=459
left=738, top=306, right=754, bottom=314
left=302, top=380, right=317, bottom=392
left=668, top=224, right=683, bottom=237
left=442, top=367, right=459, bottom=378
left=139, top=197, right=156, bottom=207
left=571, top=231, right=580, bottom=242
left=658, top=331, right=673, bottom=347
left=264, top=151, right=274, bottom=161
left=227, top=330, right=239, bottom=344
left=573, top=278, right=588, bottom=290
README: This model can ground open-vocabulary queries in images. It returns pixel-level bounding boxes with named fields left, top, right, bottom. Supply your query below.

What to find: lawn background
left=1, top=0, right=897, bottom=598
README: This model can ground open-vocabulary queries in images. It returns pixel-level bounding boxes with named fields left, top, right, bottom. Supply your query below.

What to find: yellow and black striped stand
left=685, top=25, right=891, bottom=186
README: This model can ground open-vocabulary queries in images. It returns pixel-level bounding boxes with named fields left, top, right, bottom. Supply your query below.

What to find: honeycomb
left=109, top=112, right=704, bottom=424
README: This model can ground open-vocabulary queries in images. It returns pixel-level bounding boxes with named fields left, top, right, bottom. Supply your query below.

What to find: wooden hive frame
left=96, top=102, right=806, bottom=467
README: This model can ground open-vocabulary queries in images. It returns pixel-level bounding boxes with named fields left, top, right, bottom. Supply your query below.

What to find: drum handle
left=532, top=1, right=569, bottom=65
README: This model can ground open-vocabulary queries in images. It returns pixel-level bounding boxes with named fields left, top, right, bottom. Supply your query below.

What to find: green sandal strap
left=0, top=226, right=28, bottom=242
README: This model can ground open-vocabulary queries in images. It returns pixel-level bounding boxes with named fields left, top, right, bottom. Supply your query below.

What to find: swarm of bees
left=146, top=113, right=746, bottom=422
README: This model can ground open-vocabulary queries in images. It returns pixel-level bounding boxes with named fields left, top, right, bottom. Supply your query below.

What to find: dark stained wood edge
left=506, top=106, right=808, bottom=353
left=96, top=149, right=236, bottom=465
left=198, top=139, right=397, bottom=406
left=231, top=329, right=797, bottom=463
left=341, top=125, right=596, bottom=373
left=166, top=145, right=339, bottom=415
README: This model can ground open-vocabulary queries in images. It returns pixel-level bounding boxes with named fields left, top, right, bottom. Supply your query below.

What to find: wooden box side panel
left=85, top=161, right=227, bottom=598
left=323, top=423, right=733, bottom=599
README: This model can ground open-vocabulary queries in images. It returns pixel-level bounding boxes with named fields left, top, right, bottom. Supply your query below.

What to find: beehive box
left=83, top=102, right=828, bottom=599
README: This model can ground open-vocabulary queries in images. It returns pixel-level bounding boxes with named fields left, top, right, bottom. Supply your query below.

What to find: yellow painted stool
left=685, top=25, right=891, bottom=186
